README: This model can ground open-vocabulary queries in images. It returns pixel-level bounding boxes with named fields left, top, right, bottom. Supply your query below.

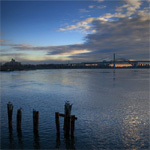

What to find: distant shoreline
left=0, top=66, right=149, bottom=72
left=1, top=58, right=149, bottom=71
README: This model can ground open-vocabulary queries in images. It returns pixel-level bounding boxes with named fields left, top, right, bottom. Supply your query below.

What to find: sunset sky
left=1, top=0, right=150, bottom=64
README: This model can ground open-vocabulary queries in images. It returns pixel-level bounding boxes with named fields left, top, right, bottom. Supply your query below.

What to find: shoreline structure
left=0, top=58, right=150, bottom=71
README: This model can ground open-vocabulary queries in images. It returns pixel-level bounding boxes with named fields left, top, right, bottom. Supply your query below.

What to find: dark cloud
left=82, top=16, right=149, bottom=59
left=51, top=16, right=149, bottom=59
left=0, top=53, right=27, bottom=57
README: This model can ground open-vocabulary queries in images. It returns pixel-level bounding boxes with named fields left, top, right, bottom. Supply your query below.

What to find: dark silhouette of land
left=0, top=59, right=149, bottom=71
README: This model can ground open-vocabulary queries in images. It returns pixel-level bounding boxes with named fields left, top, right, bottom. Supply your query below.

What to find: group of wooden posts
left=55, top=102, right=77, bottom=137
left=7, top=102, right=77, bottom=138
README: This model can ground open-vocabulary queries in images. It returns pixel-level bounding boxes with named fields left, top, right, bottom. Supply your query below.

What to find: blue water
left=1, top=69, right=149, bottom=149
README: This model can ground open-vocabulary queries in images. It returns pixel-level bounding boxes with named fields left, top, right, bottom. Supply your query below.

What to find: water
left=1, top=69, right=149, bottom=149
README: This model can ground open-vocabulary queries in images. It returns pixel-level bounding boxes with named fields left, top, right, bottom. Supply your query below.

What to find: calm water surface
left=1, top=69, right=150, bottom=149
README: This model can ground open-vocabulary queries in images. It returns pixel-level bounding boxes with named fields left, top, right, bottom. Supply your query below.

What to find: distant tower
left=113, top=53, right=115, bottom=72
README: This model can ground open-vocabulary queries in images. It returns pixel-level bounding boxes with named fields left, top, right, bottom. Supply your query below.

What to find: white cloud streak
left=58, top=0, right=148, bottom=32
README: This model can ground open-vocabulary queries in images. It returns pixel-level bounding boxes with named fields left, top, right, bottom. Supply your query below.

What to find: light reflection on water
left=121, top=106, right=145, bottom=149
left=1, top=69, right=149, bottom=149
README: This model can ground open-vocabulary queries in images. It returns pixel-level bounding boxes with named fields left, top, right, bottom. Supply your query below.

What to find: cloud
left=2, top=13, right=149, bottom=62
left=46, top=44, right=87, bottom=55
left=97, top=5, right=106, bottom=9
left=58, top=17, right=108, bottom=32
left=79, top=9, right=89, bottom=13
left=0, top=52, right=29, bottom=63
left=95, top=0, right=104, bottom=3
left=0, top=53, right=27, bottom=57
left=57, top=15, right=149, bottom=60
left=116, top=0, right=142, bottom=17
left=89, top=5, right=95, bottom=9
left=1, top=0, right=149, bottom=62
left=59, top=25, right=77, bottom=31
left=126, top=0, right=141, bottom=9
left=50, top=49, right=91, bottom=56
left=1, top=42, right=90, bottom=58
left=59, top=0, right=148, bottom=33
left=1, top=43, right=33, bottom=49
left=89, top=5, right=106, bottom=9
left=0, top=39, right=4, bottom=42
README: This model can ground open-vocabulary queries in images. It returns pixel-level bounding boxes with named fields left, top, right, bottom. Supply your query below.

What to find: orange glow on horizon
left=109, top=64, right=133, bottom=67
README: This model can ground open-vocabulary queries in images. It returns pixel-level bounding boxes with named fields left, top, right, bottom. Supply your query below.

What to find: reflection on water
left=8, top=127, right=14, bottom=149
left=56, top=135, right=61, bottom=148
left=64, top=137, right=75, bottom=150
left=121, top=105, right=149, bottom=149
left=56, top=135, right=76, bottom=149
left=17, top=129, right=23, bottom=149
left=8, top=129, right=76, bottom=149
left=33, top=131, right=40, bottom=149
left=113, top=70, right=116, bottom=81
left=1, top=69, right=149, bottom=149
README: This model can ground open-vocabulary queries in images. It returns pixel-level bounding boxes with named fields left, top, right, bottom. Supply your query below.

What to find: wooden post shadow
left=17, top=109, right=23, bottom=148
left=55, top=134, right=61, bottom=149
left=65, top=137, right=75, bottom=150
left=33, top=130, right=40, bottom=149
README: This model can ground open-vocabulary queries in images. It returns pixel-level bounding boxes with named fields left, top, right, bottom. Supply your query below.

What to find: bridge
left=83, top=60, right=150, bottom=64
left=82, top=54, right=150, bottom=67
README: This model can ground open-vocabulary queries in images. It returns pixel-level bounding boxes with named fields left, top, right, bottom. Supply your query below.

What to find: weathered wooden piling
left=71, top=115, right=75, bottom=138
left=55, top=112, right=60, bottom=135
left=57, top=102, right=77, bottom=137
left=33, top=110, right=39, bottom=132
left=65, top=115, right=70, bottom=137
left=7, top=103, right=13, bottom=129
left=64, top=102, right=72, bottom=130
left=64, top=102, right=72, bottom=137
left=17, top=109, right=22, bottom=130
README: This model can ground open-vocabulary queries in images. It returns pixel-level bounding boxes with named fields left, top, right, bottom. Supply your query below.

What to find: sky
left=0, top=0, right=150, bottom=64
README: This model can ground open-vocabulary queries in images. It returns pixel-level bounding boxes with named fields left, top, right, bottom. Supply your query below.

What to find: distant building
left=4, top=58, right=21, bottom=66
left=1, top=59, right=22, bottom=71
left=85, top=64, right=98, bottom=67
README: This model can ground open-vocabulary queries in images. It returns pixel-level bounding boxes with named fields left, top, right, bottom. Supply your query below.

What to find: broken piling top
left=64, top=101, right=72, bottom=116
left=7, top=102, right=13, bottom=114
left=7, top=102, right=13, bottom=110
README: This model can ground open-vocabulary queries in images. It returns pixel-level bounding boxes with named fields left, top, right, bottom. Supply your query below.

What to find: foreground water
left=1, top=69, right=149, bottom=149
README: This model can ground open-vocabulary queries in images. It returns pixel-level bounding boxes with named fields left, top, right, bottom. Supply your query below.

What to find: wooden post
left=65, top=115, right=70, bottom=137
left=33, top=110, right=39, bottom=133
left=55, top=112, right=60, bottom=135
left=17, top=109, right=22, bottom=131
left=64, top=102, right=72, bottom=137
left=71, top=115, right=75, bottom=138
left=7, top=103, right=13, bottom=129
left=64, top=102, right=72, bottom=130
